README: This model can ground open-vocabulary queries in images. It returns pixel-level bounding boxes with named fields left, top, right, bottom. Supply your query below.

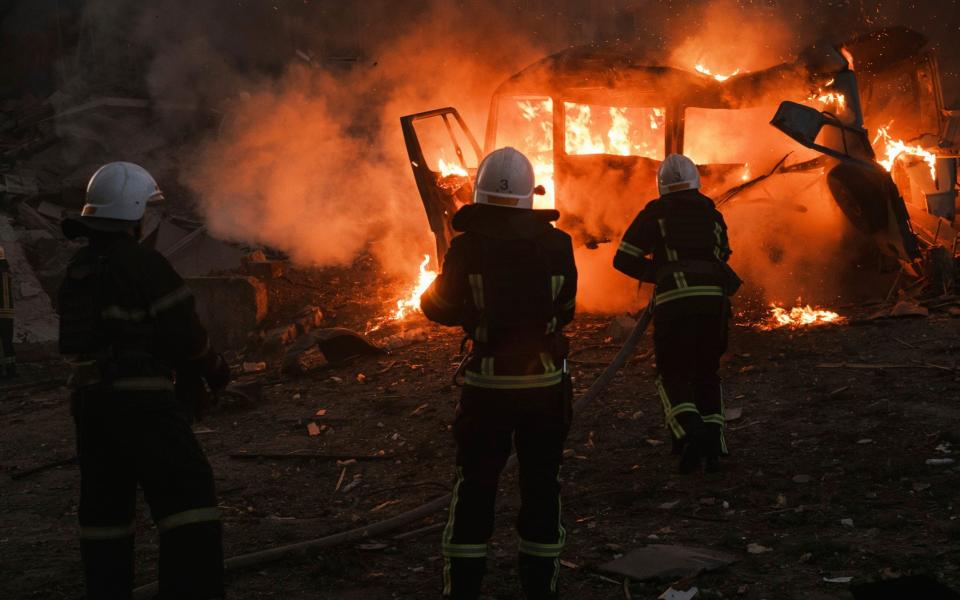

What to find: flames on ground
left=392, top=254, right=438, bottom=320
left=761, top=304, right=844, bottom=329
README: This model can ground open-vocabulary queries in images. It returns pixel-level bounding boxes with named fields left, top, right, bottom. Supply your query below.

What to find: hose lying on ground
left=133, top=305, right=653, bottom=598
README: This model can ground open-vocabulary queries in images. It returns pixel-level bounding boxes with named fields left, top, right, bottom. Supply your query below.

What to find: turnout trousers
left=0, top=266, right=14, bottom=378
left=653, top=310, right=729, bottom=457
left=72, top=388, right=224, bottom=600
left=442, top=378, right=572, bottom=599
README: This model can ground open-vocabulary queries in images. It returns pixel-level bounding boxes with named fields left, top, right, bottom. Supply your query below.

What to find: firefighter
left=0, top=246, right=15, bottom=378
left=420, top=147, right=577, bottom=600
left=58, top=162, right=230, bottom=599
left=613, top=153, right=739, bottom=474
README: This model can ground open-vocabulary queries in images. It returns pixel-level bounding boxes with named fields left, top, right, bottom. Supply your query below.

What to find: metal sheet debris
left=598, top=544, right=737, bottom=582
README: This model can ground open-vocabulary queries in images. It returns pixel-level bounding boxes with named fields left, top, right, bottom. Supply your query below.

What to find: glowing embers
left=761, top=304, right=844, bottom=330
left=694, top=64, right=741, bottom=82
left=563, top=103, right=665, bottom=159
left=873, top=125, right=937, bottom=181
left=392, top=254, right=438, bottom=320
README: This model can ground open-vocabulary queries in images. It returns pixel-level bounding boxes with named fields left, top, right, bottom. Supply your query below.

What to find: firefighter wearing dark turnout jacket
left=58, top=162, right=229, bottom=599
left=420, top=148, right=577, bottom=600
left=0, top=246, right=15, bottom=378
left=614, top=154, right=738, bottom=474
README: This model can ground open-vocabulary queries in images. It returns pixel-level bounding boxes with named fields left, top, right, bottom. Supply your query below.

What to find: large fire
left=517, top=98, right=556, bottom=210
left=762, top=304, right=844, bottom=329
left=392, top=254, right=438, bottom=320
left=512, top=99, right=666, bottom=210
left=873, top=125, right=937, bottom=180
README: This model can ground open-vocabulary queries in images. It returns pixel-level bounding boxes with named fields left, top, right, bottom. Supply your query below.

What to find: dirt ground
left=2, top=262, right=960, bottom=600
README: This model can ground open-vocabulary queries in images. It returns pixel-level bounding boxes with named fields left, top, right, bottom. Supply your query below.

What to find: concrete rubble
left=0, top=216, right=58, bottom=349
left=186, top=276, right=269, bottom=350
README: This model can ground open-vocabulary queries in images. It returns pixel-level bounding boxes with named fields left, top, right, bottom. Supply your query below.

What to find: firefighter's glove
left=204, top=353, right=232, bottom=393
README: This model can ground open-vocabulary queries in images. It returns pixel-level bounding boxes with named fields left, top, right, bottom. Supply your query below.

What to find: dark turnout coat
left=421, top=204, right=577, bottom=389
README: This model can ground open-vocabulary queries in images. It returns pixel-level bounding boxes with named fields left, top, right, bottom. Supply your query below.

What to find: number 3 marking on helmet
left=499, top=179, right=509, bottom=191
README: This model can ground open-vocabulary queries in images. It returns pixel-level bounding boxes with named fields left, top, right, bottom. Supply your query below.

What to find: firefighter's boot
left=443, top=557, right=485, bottom=600
left=519, top=553, right=560, bottom=599
left=158, top=520, right=225, bottom=599
left=81, top=535, right=135, bottom=600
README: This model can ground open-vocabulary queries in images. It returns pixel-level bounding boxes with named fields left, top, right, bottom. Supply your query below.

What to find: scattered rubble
left=605, top=314, right=638, bottom=343
left=0, top=216, right=57, bottom=348
left=187, top=276, right=268, bottom=349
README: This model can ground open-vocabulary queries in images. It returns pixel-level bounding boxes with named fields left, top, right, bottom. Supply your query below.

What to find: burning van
left=402, top=27, right=958, bottom=287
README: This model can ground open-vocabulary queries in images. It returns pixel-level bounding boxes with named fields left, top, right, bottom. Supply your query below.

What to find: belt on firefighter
left=112, top=377, right=175, bottom=392
left=69, top=374, right=175, bottom=394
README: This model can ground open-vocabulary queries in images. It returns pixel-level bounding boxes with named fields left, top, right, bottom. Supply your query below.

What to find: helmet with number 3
left=474, top=147, right=536, bottom=210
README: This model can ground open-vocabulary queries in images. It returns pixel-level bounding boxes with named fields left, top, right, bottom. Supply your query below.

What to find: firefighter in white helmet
left=58, top=161, right=229, bottom=599
left=421, top=147, right=578, bottom=599
left=0, top=244, right=14, bottom=378
left=614, top=153, right=741, bottom=474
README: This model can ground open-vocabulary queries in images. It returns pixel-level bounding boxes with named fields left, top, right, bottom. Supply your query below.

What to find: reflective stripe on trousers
left=157, top=507, right=220, bottom=533
left=80, top=522, right=135, bottom=540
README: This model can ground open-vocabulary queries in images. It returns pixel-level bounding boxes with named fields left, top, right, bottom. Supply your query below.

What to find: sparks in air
left=873, top=126, right=937, bottom=181
left=694, top=64, right=741, bottom=82
left=761, top=304, right=844, bottom=329
left=393, top=254, right=438, bottom=320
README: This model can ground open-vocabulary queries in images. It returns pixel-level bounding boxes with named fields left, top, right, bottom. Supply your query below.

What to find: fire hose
left=132, top=304, right=653, bottom=599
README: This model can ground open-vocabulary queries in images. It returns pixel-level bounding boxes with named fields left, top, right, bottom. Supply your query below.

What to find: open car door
left=401, top=107, right=481, bottom=267
left=771, top=100, right=922, bottom=271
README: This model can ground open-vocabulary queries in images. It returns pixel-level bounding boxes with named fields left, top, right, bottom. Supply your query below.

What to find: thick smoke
left=181, top=3, right=546, bottom=275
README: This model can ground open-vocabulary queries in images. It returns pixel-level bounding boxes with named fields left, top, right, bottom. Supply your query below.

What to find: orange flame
left=510, top=100, right=666, bottom=211
left=873, top=125, right=936, bottom=181
left=810, top=89, right=846, bottom=111
left=694, top=63, right=741, bottom=82
left=393, top=254, right=438, bottom=320
left=564, top=103, right=664, bottom=158
left=762, top=304, right=843, bottom=329
left=516, top=98, right=556, bottom=210
left=438, top=158, right=468, bottom=177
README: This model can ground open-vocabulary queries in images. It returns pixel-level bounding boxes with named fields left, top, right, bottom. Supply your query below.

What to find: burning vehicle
left=401, top=27, right=959, bottom=315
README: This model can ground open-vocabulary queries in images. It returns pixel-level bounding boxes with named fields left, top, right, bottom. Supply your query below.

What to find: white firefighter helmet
left=657, top=153, right=701, bottom=196
left=474, top=147, right=536, bottom=209
left=63, top=162, right=164, bottom=238
left=82, top=161, right=164, bottom=221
